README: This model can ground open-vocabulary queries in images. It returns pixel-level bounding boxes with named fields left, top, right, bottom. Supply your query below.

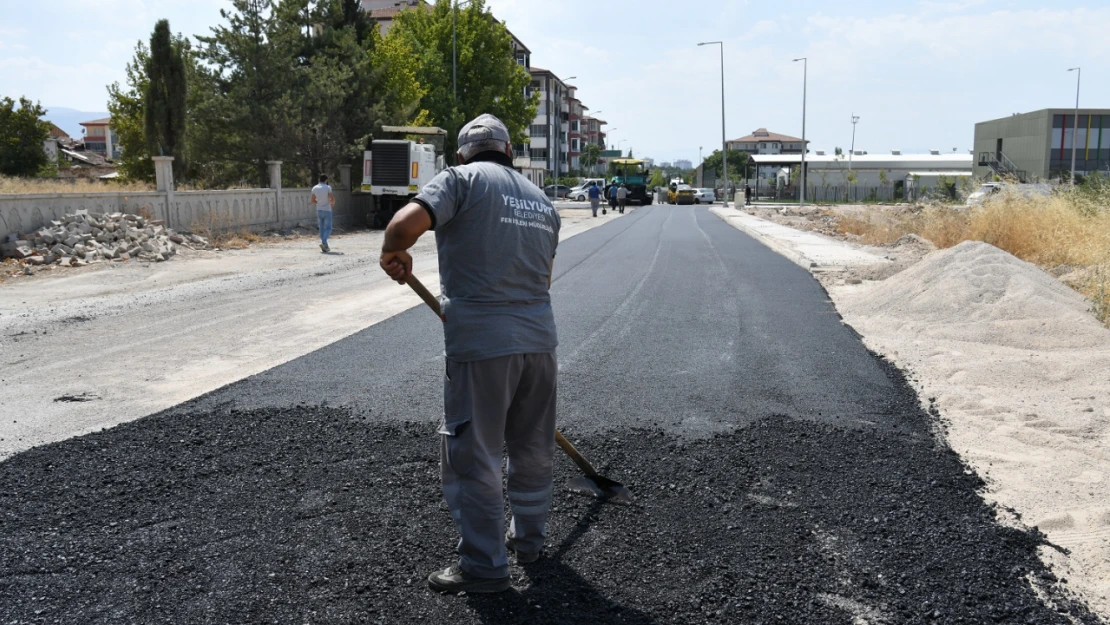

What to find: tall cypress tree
left=143, top=19, right=188, bottom=179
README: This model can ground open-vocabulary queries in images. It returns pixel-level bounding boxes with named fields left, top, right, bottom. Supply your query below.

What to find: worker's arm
left=380, top=202, right=433, bottom=284
left=328, top=192, right=335, bottom=205
left=310, top=193, right=317, bottom=205
left=549, top=258, right=554, bottom=289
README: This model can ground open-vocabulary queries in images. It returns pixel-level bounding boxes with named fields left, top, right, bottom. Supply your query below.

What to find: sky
left=2, top=0, right=1109, bottom=163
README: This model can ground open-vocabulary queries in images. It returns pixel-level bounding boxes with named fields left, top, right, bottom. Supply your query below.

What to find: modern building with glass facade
left=973, top=108, right=1110, bottom=182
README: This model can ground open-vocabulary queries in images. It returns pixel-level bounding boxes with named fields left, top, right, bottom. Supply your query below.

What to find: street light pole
left=793, top=57, right=807, bottom=205
left=1069, top=67, right=1081, bottom=185
left=849, top=113, right=860, bottom=171
left=452, top=1, right=457, bottom=100
left=699, top=146, right=703, bottom=186
left=699, top=41, right=728, bottom=206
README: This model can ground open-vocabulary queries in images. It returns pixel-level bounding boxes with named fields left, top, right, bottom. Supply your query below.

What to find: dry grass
left=836, top=189, right=1110, bottom=325
left=189, top=210, right=264, bottom=250
left=0, top=176, right=152, bottom=195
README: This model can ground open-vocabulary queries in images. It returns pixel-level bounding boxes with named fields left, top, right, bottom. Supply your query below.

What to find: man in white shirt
left=310, top=175, right=335, bottom=252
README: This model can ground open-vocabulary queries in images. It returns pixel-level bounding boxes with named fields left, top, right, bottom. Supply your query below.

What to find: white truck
left=361, top=126, right=447, bottom=228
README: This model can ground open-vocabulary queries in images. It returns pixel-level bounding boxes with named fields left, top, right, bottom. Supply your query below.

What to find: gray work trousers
left=440, top=353, right=558, bottom=578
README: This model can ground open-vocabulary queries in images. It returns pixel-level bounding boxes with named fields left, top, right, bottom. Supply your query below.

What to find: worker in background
left=310, top=174, right=335, bottom=253
left=744, top=183, right=753, bottom=206
left=379, top=114, right=561, bottom=595
left=588, top=181, right=602, bottom=217
left=617, top=183, right=628, bottom=214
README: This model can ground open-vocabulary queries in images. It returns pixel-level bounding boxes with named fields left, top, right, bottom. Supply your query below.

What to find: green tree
left=648, top=169, right=666, bottom=188
left=108, top=42, right=154, bottom=182
left=582, top=143, right=601, bottom=169
left=195, top=0, right=304, bottom=187
left=144, top=19, right=188, bottom=178
left=281, top=0, right=425, bottom=181
left=701, top=148, right=747, bottom=183
left=387, top=0, right=537, bottom=161
left=0, top=97, right=50, bottom=177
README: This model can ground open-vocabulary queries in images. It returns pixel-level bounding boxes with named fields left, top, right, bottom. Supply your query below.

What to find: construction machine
left=361, top=126, right=448, bottom=228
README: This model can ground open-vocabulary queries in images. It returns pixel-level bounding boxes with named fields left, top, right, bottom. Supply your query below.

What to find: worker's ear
left=456, top=151, right=468, bottom=165
left=503, top=143, right=513, bottom=158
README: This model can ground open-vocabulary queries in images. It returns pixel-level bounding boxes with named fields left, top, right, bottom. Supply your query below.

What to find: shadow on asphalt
left=466, top=502, right=659, bottom=625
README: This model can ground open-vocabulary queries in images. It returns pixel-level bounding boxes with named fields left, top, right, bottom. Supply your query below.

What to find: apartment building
left=79, top=118, right=119, bottom=159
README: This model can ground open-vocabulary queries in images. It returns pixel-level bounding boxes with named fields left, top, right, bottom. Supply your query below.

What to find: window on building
left=571, top=120, right=580, bottom=132
left=571, top=138, right=580, bottom=151
left=516, top=53, right=527, bottom=66
left=530, top=124, right=547, bottom=137
left=531, top=149, right=548, bottom=159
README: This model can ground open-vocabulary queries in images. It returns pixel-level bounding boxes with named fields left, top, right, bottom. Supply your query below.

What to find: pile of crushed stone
left=1, top=210, right=210, bottom=267
left=833, top=240, right=1110, bottom=617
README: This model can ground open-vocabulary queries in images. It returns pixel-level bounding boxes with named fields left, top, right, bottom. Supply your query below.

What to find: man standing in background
left=616, top=183, right=628, bottom=214
left=588, top=181, right=602, bottom=217
left=310, top=174, right=335, bottom=252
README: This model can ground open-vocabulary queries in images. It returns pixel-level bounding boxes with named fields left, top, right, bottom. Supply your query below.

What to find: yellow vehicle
left=667, top=182, right=696, bottom=205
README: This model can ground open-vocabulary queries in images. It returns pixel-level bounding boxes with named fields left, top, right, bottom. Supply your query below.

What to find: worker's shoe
left=505, top=534, right=542, bottom=564
left=427, top=564, right=510, bottom=594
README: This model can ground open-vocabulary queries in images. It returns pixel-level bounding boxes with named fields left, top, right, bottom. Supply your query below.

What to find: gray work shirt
left=415, top=161, right=561, bottom=362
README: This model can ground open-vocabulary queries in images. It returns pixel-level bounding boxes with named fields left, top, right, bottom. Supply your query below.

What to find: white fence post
left=152, top=156, right=175, bottom=228
left=267, top=160, right=283, bottom=225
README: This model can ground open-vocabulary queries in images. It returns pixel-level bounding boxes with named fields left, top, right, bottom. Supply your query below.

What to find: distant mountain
left=42, top=106, right=111, bottom=140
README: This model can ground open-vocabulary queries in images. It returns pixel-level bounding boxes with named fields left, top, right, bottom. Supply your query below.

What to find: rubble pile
left=1, top=210, right=210, bottom=267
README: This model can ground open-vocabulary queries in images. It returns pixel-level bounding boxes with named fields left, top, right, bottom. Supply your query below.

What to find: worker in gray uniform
left=379, top=114, right=561, bottom=594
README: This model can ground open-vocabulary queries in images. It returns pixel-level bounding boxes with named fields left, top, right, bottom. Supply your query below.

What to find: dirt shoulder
left=715, top=204, right=1110, bottom=618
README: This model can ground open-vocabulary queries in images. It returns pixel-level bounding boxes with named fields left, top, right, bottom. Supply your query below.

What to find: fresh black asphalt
left=0, top=206, right=1102, bottom=624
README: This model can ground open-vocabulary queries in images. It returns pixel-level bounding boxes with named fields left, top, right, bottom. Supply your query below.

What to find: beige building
left=727, top=128, right=808, bottom=155
left=973, top=108, right=1110, bottom=182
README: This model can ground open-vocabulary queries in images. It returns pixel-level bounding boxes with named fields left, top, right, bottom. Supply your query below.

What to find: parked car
left=568, top=179, right=607, bottom=201
left=693, top=188, right=716, bottom=204
left=965, top=182, right=1052, bottom=206
left=543, top=184, right=571, bottom=199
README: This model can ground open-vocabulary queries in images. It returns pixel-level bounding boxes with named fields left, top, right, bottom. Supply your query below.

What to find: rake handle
left=405, top=274, right=444, bottom=321
left=404, top=274, right=602, bottom=479
left=555, top=430, right=600, bottom=478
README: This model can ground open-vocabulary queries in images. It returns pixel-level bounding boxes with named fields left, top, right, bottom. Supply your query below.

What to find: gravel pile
left=0, top=403, right=1100, bottom=624
left=1, top=211, right=210, bottom=266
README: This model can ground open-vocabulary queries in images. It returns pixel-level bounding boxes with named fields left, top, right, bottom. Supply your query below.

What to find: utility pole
left=698, top=41, right=729, bottom=206
left=794, top=57, right=807, bottom=205
left=849, top=113, right=860, bottom=171
left=1069, top=67, right=1081, bottom=185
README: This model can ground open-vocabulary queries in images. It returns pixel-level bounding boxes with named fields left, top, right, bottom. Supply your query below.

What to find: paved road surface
left=1, top=206, right=1100, bottom=624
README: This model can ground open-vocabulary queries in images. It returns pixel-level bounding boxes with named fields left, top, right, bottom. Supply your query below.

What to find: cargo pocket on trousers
left=440, top=359, right=473, bottom=476
left=439, top=414, right=473, bottom=476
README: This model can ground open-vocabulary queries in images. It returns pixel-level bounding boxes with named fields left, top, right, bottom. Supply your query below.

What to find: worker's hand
left=380, top=249, right=413, bottom=284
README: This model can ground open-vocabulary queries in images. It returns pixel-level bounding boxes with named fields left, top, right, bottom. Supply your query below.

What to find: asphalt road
left=0, top=206, right=1101, bottom=624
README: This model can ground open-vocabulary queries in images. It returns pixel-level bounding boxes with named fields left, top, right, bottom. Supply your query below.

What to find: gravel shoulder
left=0, top=207, right=617, bottom=461
left=713, top=204, right=1110, bottom=618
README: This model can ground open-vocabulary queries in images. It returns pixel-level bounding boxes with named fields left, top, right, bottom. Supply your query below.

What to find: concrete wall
left=0, top=188, right=353, bottom=241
